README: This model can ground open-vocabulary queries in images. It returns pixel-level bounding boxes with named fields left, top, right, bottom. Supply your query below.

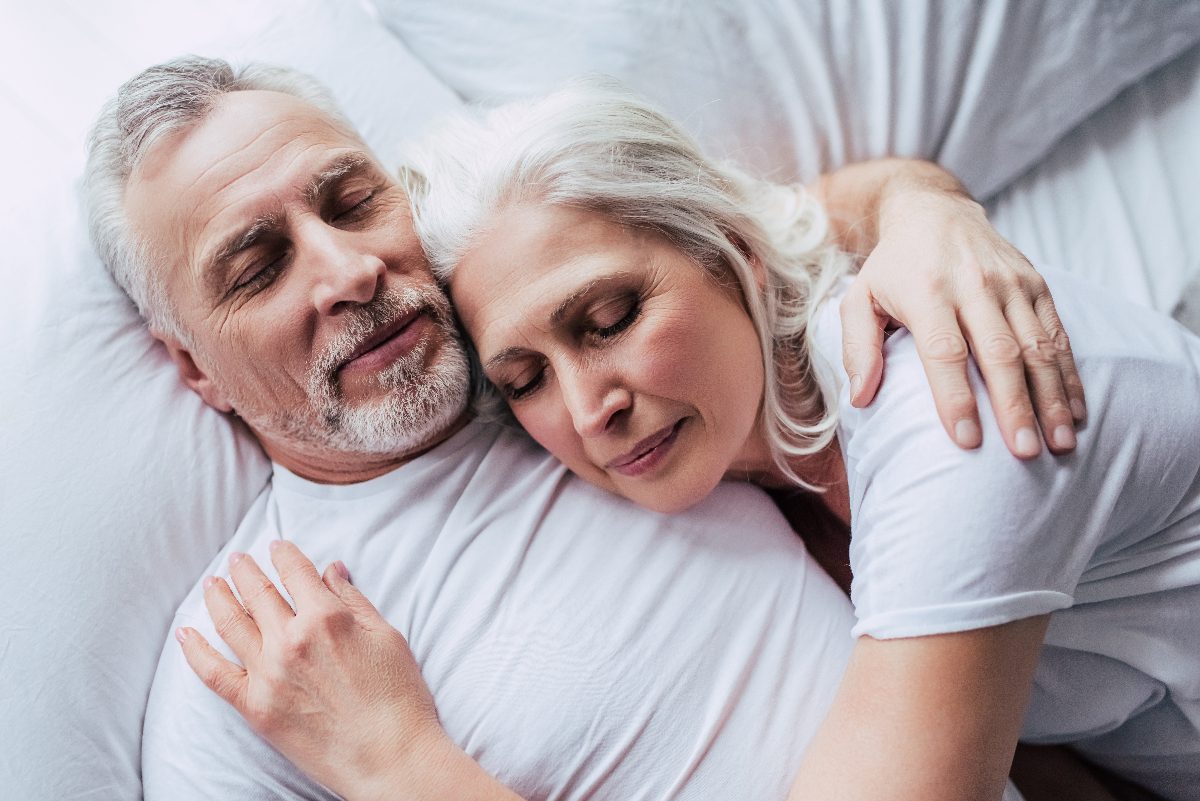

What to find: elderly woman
left=181, top=83, right=1200, bottom=801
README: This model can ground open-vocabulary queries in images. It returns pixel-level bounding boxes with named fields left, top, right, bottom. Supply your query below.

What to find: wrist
left=351, top=732, right=522, bottom=801
left=876, top=164, right=982, bottom=237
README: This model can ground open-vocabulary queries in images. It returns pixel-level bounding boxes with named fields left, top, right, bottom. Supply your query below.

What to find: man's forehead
left=125, top=90, right=381, bottom=276
left=132, top=91, right=366, bottom=202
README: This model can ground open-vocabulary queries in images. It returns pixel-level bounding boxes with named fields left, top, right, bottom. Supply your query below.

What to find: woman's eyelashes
left=507, top=367, right=546, bottom=400
left=590, top=294, right=642, bottom=340
left=501, top=293, right=643, bottom=402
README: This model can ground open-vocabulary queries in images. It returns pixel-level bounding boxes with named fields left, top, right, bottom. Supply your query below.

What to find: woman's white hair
left=83, top=55, right=355, bottom=344
left=403, top=78, right=851, bottom=489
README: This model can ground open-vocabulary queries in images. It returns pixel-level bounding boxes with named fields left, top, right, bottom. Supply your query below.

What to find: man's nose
left=561, top=365, right=631, bottom=438
left=305, top=225, right=387, bottom=316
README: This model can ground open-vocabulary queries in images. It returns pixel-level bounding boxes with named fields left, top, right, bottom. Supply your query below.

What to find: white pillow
left=987, top=45, right=1200, bottom=316
left=369, top=0, right=1200, bottom=200
left=0, top=3, right=459, bottom=799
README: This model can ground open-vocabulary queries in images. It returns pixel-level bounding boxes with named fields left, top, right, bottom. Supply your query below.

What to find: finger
left=177, top=625, right=249, bottom=710
left=958, top=297, right=1045, bottom=458
left=1003, top=297, right=1076, bottom=454
left=268, top=539, right=334, bottom=612
left=202, top=575, right=262, bottom=667
left=321, top=561, right=384, bottom=623
left=839, top=283, right=886, bottom=407
left=904, top=300, right=983, bottom=449
left=1032, top=287, right=1086, bottom=424
left=228, top=552, right=295, bottom=635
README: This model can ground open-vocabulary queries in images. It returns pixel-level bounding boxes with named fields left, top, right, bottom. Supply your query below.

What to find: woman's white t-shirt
left=811, top=268, right=1200, bottom=797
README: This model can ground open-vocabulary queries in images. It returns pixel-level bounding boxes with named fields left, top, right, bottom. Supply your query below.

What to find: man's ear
left=158, top=336, right=234, bottom=413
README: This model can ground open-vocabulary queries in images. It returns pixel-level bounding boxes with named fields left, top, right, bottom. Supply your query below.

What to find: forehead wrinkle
left=184, top=116, right=298, bottom=197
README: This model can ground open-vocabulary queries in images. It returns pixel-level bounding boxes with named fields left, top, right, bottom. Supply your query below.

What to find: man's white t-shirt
left=811, top=268, right=1200, bottom=799
left=143, top=421, right=862, bottom=801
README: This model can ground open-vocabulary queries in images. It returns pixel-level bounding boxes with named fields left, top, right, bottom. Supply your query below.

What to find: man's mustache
left=310, top=287, right=454, bottom=387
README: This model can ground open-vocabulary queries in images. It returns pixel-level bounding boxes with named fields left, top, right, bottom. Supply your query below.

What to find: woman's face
left=450, top=203, right=768, bottom=513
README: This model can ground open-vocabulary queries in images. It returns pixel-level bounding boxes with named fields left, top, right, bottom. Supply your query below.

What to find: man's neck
left=260, top=412, right=474, bottom=485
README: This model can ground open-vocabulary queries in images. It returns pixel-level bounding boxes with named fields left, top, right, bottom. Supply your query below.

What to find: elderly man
left=86, top=57, right=1089, bottom=801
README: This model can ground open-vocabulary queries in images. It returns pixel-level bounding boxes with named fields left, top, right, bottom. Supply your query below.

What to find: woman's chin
left=624, top=477, right=724, bottom=516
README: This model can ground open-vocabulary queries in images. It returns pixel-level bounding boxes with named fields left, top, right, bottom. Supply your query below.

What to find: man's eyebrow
left=303, top=152, right=374, bottom=207
left=202, top=212, right=283, bottom=297
left=199, top=153, right=378, bottom=298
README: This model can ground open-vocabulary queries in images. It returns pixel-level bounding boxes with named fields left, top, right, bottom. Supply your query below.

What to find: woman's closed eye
left=503, top=364, right=546, bottom=401
left=589, top=293, right=641, bottom=340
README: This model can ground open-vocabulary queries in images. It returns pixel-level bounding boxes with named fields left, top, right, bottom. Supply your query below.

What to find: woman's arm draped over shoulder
left=789, top=617, right=1050, bottom=801
left=809, top=158, right=1085, bottom=459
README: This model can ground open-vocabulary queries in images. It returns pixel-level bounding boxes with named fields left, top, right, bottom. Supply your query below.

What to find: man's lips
left=337, top=309, right=426, bottom=375
left=606, top=419, right=686, bottom=470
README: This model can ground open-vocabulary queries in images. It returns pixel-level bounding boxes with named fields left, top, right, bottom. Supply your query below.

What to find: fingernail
left=269, top=539, right=282, bottom=552
left=228, top=552, right=244, bottom=566
left=1053, top=424, right=1076, bottom=450
left=849, top=374, right=863, bottom=400
left=333, top=560, right=351, bottom=582
left=203, top=576, right=219, bottom=590
left=1070, top=398, right=1087, bottom=422
left=955, top=419, right=981, bottom=448
left=175, top=627, right=188, bottom=644
left=1015, top=427, right=1040, bottom=457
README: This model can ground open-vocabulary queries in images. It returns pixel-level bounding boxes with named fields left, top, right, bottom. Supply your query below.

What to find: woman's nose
left=562, top=370, right=632, bottom=437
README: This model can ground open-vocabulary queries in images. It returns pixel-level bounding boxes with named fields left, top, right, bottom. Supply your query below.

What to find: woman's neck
left=731, top=428, right=851, bottom=527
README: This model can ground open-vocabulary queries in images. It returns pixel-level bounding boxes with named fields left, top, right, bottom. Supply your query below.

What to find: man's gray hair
left=83, top=55, right=354, bottom=343
left=402, top=78, right=851, bottom=489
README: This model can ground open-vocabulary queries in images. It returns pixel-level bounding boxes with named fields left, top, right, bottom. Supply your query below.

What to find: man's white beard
left=238, top=286, right=472, bottom=458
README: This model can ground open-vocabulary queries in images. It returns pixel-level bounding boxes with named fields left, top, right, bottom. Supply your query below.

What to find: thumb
left=838, top=283, right=886, bottom=407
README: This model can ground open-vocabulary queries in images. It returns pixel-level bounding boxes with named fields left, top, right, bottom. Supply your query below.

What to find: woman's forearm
left=810, top=157, right=976, bottom=259
left=349, top=735, right=529, bottom=801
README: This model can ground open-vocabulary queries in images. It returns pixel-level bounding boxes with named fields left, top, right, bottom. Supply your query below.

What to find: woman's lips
left=607, top=418, right=686, bottom=478
left=339, top=310, right=429, bottom=376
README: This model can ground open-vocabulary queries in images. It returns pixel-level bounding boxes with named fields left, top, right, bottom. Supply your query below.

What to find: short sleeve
left=839, top=331, right=1097, bottom=639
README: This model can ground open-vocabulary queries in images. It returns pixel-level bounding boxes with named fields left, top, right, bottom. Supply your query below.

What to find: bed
left=2, top=1, right=1198, bottom=799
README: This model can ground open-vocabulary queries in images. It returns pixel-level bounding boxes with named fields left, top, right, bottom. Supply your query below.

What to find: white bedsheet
left=989, top=46, right=1200, bottom=320
left=4, top=3, right=1199, bottom=800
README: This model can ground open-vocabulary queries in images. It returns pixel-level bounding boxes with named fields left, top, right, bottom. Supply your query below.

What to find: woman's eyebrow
left=549, top=272, right=633, bottom=324
left=484, top=346, right=527, bottom=372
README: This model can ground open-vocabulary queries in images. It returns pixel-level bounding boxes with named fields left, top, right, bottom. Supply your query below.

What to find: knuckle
left=942, top=389, right=976, bottom=414
left=998, top=396, right=1034, bottom=422
left=281, top=629, right=314, bottom=663
left=212, top=607, right=245, bottom=637
left=1048, top=327, right=1072, bottom=353
left=1020, top=335, right=1056, bottom=366
left=923, top=330, right=969, bottom=363
left=980, top=332, right=1022, bottom=363
left=1037, top=399, right=1072, bottom=421
left=1025, top=272, right=1050, bottom=295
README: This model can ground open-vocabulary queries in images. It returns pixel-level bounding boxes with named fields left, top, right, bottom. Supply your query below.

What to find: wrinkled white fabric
left=811, top=269, right=1200, bottom=800
left=144, top=421, right=861, bottom=801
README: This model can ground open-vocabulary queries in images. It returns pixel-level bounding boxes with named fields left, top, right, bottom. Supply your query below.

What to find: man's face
left=124, top=90, right=469, bottom=471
